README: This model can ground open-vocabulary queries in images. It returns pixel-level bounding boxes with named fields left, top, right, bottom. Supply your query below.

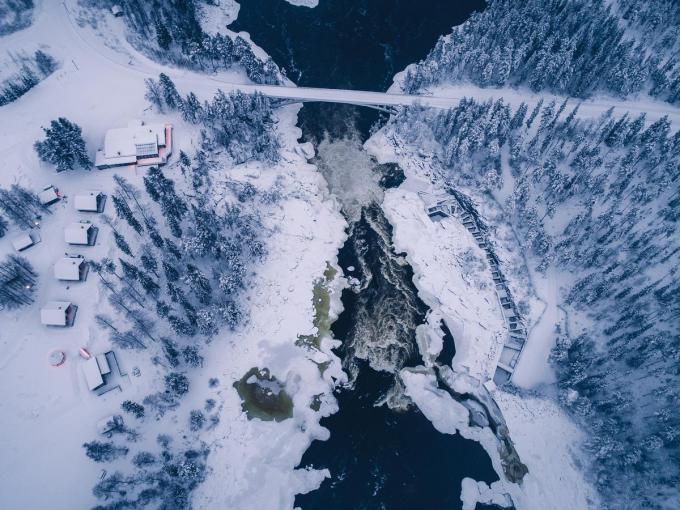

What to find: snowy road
left=2, top=0, right=680, bottom=130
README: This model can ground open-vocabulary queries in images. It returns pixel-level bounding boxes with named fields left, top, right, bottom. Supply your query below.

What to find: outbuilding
left=83, top=354, right=113, bottom=391
left=64, top=221, right=97, bottom=246
left=54, top=255, right=88, bottom=281
left=40, top=301, right=77, bottom=327
left=11, top=231, right=40, bottom=252
left=83, top=357, right=105, bottom=390
left=38, top=186, right=60, bottom=206
left=74, top=191, right=106, bottom=213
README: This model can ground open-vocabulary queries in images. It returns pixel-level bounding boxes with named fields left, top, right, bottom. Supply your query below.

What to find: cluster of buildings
left=36, top=190, right=127, bottom=394
left=11, top=120, right=173, bottom=395
left=37, top=190, right=104, bottom=327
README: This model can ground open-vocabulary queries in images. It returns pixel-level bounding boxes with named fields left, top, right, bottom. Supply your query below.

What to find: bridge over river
left=204, top=81, right=467, bottom=114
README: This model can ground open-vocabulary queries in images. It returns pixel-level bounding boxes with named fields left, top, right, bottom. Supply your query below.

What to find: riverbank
left=191, top=104, right=350, bottom=508
left=366, top=128, right=600, bottom=509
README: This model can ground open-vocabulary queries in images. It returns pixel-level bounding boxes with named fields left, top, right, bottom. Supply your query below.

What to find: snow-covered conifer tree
left=33, top=117, right=91, bottom=171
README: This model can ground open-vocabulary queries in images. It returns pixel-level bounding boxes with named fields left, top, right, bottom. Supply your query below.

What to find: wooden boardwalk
left=426, top=193, right=528, bottom=386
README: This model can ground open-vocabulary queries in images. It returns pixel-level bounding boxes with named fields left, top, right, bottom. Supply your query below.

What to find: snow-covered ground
left=0, top=1, right=616, bottom=508
left=192, top=105, right=348, bottom=508
left=198, top=0, right=240, bottom=35
left=366, top=128, right=600, bottom=510
left=0, top=2, right=348, bottom=508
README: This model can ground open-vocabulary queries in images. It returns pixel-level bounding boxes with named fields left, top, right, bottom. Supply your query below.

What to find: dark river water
left=231, top=1, right=496, bottom=508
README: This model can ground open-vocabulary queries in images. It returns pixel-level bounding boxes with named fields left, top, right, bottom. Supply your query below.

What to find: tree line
left=84, top=0, right=281, bottom=85
left=145, top=73, right=280, bottom=164
left=0, top=49, right=57, bottom=107
left=403, top=0, right=680, bottom=104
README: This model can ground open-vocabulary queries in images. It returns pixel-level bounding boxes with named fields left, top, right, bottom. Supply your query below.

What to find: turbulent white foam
left=315, top=136, right=384, bottom=222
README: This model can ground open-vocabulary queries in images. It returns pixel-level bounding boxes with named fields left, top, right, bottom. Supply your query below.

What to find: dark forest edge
left=404, top=0, right=680, bottom=105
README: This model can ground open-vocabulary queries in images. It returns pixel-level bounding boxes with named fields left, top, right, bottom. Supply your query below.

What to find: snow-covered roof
left=64, top=222, right=92, bottom=245
left=83, top=357, right=104, bottom=391
left=96, top=354, right=111, bottom=375
left=11, top=233, right=34, bottom=251
left=38, top=186, right=59, bottom=205
left=95, top=150, right=136, bottom=167
left=41, top=301, right=72, bottom=326
left=54, top=257, right=85, bottom=281
left=74, top=191, right=101, bottom=212
left=103, top=121, right=165, bottom=158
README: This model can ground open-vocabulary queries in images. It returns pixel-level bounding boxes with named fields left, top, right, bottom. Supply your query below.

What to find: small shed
left=41, top=301, right=76, bottom=327
left=83, top=354, right=113, bottom=391
left=74, top=191, right=106, bottom=213
left=11, top=231, right=39, bottom=252
left=38, top=186, right=60, bottom=206
left=64, top=221, right=97, bottom=246
left=54, top=256, right=88, bottom=281
left=83, top=357, right=105, bottom=390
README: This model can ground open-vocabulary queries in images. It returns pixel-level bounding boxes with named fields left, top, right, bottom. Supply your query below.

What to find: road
left=2, top=0, right=680, bottom=141
left=18, top=2, right=680, bottom=122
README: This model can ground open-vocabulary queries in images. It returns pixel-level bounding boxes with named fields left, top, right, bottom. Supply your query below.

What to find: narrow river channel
left=231, top=1, right=497, bottom=508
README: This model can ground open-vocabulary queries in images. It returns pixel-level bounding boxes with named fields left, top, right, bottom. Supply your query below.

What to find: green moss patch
left=233, top=367, right=294, bottom=422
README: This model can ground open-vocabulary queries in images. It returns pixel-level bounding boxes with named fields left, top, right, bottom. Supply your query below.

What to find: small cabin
left=74, top=191, right=106, bottom=213
left=11, top=231, right=40, bottom=252
left=64, top=221, right=97, bottom=246
left=38, top=186, right=60, bottom=206
left=83, top=352, right=123, bottom=394
left=54, top=256, right=88, bottom=281
left=41, top=301, right=77, bottom=327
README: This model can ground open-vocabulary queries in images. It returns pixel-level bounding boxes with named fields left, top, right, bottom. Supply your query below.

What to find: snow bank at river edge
left=365, top=129, right=600, bottom=510
left=193, top=105, right=349, bottom=508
